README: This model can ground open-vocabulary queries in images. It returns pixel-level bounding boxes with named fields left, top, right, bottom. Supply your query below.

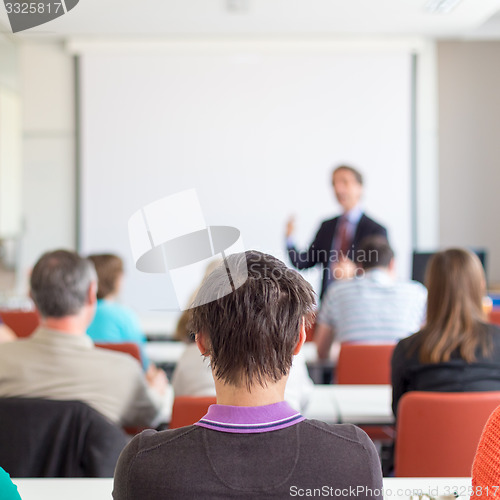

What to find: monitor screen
left=412, top=250, right=487, bottom=285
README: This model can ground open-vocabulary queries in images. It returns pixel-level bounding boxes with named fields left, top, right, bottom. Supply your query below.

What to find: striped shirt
left=196, top=401, right=304, bottom=434
left=317, top=269, right=427, bottom=343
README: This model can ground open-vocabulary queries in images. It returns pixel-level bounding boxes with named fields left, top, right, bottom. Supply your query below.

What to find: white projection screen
left=79, top=44, right=413, bottom=323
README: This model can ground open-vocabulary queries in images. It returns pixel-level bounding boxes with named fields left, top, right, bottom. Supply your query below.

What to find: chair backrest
left=169, top=395, right=217, bottom=429
left=0, top=397, right=127, bottom=477
left=95, top=342, right=142, bottom=364
left=0, top=309, right=40, bottom=338
left=489, top=310, right=500, bottom=326
left=395, top=391, right=500, bottom=477
left=336, top=343, right=395, bottom=384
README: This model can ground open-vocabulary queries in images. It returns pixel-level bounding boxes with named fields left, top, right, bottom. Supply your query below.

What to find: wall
left=438, top=41, right=500, bottom=285
left=18, top=41, right=76, bottom=292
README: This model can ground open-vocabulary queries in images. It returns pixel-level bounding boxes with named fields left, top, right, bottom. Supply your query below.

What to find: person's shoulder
left=90, top=343, right=143, bottom=371
left=300, top=420, right=375, bottom=449
left=394, top=331, right=421, bottom=357
left=486, top=323, right=500, bottom=344
left=318, top=216, right=340, bottom=230
left=358, top=213, right=387, bottom=233
left=396, top=279, right=427, bottom=296
left=97, top=300, right=136, bottom=321
left=126, top=426, right=201, bottom=456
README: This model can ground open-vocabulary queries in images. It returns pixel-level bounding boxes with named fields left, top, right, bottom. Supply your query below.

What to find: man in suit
left=286, top=165, right=387, bottom=300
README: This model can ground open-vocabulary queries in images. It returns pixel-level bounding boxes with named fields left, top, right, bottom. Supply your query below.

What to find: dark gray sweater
left=113, top=419, right=383, bottom=499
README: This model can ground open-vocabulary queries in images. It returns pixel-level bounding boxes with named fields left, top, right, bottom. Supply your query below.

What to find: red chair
left=395, top=391, right=500, bottom=477
left=336, top=343, right=396, bottom=442
left=489, top=309, right=500, bottom=326
left=0, top=309, right=40, bottom=338
left=169, top=396, right=216, bottom=429
left=95, top=342, right=142, bottom=365
left=336, top=343, right=395, bottom=385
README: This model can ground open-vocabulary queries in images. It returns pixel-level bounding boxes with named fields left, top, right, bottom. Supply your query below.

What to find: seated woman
left=87, top=254, right=151, bottom=370
left=391, top=248, right=500, bottom=416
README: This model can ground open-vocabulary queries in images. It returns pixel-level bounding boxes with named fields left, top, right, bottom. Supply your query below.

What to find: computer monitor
left=412, top=249, right=487, bottom=285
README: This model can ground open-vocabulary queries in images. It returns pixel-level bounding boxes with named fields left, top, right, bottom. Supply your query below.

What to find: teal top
left=0, top=467, right=21, bottom=500
left=87, top=299, right=150, bottom=369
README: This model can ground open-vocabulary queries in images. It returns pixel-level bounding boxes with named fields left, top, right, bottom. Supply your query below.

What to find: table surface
left=13, top=477, right=473, bottom=500
left=304, top=384, right=394, bottom=425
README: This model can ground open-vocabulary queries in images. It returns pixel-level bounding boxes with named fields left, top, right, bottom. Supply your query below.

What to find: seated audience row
left=0, top=250, right=168, bottom=428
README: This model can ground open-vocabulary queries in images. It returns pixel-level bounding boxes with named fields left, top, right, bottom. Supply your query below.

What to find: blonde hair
left=418, top=248, right=490, bottom=363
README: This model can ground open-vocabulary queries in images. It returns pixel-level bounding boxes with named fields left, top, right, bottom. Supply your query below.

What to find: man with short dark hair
left=286, top=165, right=387, bottom=299
left=0, top=249, right=166, bottom=427
left=315, top=236, right=427, bottom=360
left=113, top=251, right=383, bottom=499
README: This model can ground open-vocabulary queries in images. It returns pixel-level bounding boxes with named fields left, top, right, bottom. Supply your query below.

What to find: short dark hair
left=333, top=165, right=363, bottom=185
left=190, top=251, right=316, bottom=389
left=88, top=254, right=124, bottom=299
left=30, top=250, right=96, bottom=318
left=358, top=236, right=394, bottom=270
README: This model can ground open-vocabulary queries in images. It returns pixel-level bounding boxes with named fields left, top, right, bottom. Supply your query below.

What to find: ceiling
left=1, top=0, right=500, bottom=39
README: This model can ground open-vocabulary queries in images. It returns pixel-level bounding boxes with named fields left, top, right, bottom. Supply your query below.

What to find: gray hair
left=30, top=250, right=97, bottom=318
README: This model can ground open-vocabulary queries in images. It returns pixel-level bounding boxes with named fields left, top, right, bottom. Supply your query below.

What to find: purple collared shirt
left=195, top=401, right=304, bottom=434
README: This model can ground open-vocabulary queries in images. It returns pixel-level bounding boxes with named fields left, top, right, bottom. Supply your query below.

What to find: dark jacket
left=288, top=213, right=387, bottom=299
left=391, top=323, right=500, bottom=416
left=0, top=397, right=128, bottom=477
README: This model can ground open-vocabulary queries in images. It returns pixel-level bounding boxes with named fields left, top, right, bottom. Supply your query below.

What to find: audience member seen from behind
left=0, top=250, right=167, bottom=428
left=86, top=254, right=163, bottom=385
left=391, top=248, right=500, bottom=416
left=471, top=405, right=500, bottom=499
left=315, top=236, right=427, bottom=360
left=113, top=251, right=383, bottom=500
left=172, top=261, right=314, bottom=411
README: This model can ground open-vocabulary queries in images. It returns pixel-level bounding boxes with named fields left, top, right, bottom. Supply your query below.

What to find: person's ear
left=293, top=319, right=307, bottom=355
left=196, top=332, right=209, bottom=357
left=88, top=281, right=98, bottom=306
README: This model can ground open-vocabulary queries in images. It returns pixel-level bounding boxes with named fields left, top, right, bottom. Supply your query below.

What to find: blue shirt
left=0, top=467, right=21, bottom=500
left=87, top=299, right=150, bottom=369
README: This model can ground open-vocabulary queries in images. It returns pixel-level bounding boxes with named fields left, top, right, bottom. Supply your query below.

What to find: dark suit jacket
left=288, top=213, right=387, bottom=299
left=0, top=397, right=128, bottom=477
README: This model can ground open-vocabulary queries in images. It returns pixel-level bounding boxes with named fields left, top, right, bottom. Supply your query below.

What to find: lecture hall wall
left=16, top=38, right=500, bottom=301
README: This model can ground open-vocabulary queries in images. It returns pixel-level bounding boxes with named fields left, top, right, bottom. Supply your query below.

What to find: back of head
left=30, top=250, right=96, bottom=318
left=88, top=254, right=123, bottom=300
left=358, top=236, right=393, bottom=270
left=190, top=251, right=316, bottom=389
left=418, top=248, right=488, bottom=363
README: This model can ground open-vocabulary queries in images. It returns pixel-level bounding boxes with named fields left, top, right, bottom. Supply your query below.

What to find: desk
left=13, top=477, right=472, bottom=499
left=304, top=384, right=393, bottom=425
left=145, top=341, right=186, bottom=365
